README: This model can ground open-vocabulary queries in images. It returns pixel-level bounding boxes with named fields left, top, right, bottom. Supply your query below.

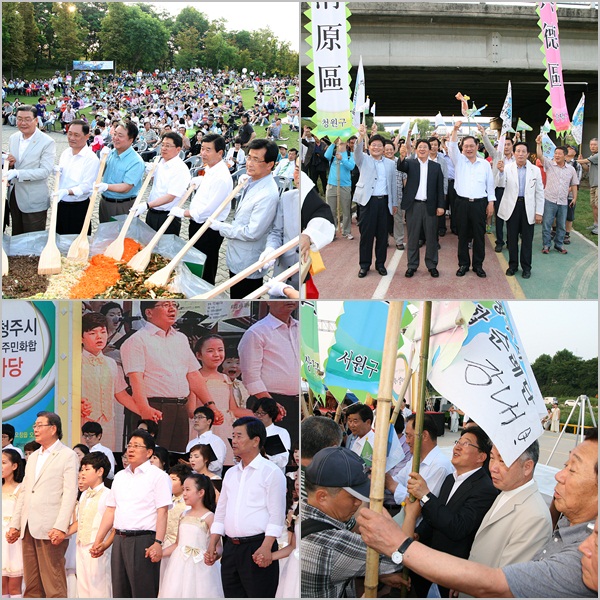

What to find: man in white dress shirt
left=205, top=417, right=286, bottom=598
left=132, top=131, right=191, bottom=236
left=91, top=428, right=172, bottom=598
left=55, top=119, right=100, bottom=234
left=238, top=301, right=299, bottom=450
left=448, top=118, right=496, bottom=278
left=185, top=405, right=227, bottom=477
left=169, top=133, right=232, bottom=285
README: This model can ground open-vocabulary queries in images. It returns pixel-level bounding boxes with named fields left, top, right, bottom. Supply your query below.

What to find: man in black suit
left=397, top=139, right=445, bottom=277
left=406, top=426, right=499, bottom=597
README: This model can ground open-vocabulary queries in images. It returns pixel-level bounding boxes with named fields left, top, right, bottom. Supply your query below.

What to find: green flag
left=300, top=301, right=326, bottom=402
left=516, top=118, right=533, bottom=132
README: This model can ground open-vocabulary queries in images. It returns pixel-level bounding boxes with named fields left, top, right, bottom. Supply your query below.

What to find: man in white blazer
left=6, top=105, right=56, bottom=234
left=7, top=411, right=79, bottom=598
left=497, top=141, right=544, bottom=279
left=353, top=123, right=399, bottom=278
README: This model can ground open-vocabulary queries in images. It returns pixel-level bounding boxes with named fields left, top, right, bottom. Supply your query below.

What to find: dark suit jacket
left=397, top=157, right=445, bottom=216
left=416, top=468, right=499, bottom=558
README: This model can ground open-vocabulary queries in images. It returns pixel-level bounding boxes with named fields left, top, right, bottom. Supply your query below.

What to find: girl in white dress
left=2, top=449, right=25, bottom=599
left=192, top=336, right=252, bottom=465
left=158, top=474, right=224, bottom=598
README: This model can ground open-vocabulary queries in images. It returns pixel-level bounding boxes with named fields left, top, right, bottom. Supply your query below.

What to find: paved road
left=314, top=213, right=598, bottom=300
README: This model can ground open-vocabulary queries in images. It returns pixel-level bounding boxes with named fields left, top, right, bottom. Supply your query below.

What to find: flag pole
left=306, top=387, right=315, bottom=417
left=334, top=401, right=344, bottom=424
left=302, top=390, right=311, bottom=419
left=336, top=144, right=342, bottom=234
left=364, top=301, right=404, bottom=598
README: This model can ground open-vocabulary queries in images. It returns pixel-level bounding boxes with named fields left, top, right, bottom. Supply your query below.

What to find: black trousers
left=221, top=536, right=279, bottom=598
left=145, top=208, right=181, bottom=237
left=437, top=193, right=449, bottom=234
left=506, top=200, right=535, bottom=273
left=405, top=202, right=439, bottom=270
left=148, top=398, right=189, bottom=453
left=189, top=220, right=224, bottom=285
left=56, top=198, right=90, bottom=235
left=229, top=271, right=263, bottom=299
left=447, top=179, right=457, bottom=233
left=494, top=186, right=506, bottom=245
left=111, top=533, right=160, bottom=598
left=456, top=196, right=488, bottom=269
left=358, top=195, right=389, bottom=270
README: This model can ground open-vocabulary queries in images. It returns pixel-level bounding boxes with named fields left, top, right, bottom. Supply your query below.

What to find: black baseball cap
left=305, top=446, right=371, bottom=502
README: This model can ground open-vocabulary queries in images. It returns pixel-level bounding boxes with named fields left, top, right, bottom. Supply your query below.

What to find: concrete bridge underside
left=301, top=2, right=598, bottom=142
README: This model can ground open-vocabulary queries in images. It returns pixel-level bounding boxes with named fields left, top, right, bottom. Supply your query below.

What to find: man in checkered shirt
left=301, top=447, right=407, bottom=597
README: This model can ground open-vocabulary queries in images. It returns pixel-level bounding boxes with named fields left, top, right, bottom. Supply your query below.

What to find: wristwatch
left=154, top=539, right=163, bottom=545
left=391, top=537, right=414, bottom=565
left=420, top=493, right=431, bottom=507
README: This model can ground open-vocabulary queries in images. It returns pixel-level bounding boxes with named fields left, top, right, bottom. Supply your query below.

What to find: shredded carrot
left=68, top=238, right=143, bottom=299
left=122, top=238, right=143, bottom=262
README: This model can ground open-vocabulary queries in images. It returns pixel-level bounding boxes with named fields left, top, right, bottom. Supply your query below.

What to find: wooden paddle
left=191, top=236, right=299, bottom=299
left=243, top=263, right=300, bottom=299
left=37, top=170, right=62, bottom=275
left=66, top=155, right=107, bottom=262
left=127, top=183, right=197, bottom=273
left=144, top=179, right=245, bottom=289
left=2, top=160, right=9, bottom=276
left=103, top=163, right=158, bottom=261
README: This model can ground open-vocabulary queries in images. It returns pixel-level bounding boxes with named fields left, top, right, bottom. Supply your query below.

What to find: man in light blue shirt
left=209, top=139, right=280, bottom=299
left=324, top=138, right=355, bottom=239
left=96, top=121, right=145, bottom=223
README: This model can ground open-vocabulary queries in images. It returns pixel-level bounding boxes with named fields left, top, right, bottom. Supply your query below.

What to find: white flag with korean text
left=428, top=301, right=546, bottom=467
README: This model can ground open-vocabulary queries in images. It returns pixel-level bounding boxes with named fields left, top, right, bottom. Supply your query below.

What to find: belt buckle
left=468, top=198, right=475, bottom=202
left=230, top=537, right=241, bottom=545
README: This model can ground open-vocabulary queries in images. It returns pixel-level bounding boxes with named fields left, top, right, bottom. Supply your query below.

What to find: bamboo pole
left=333, top=401, right=343, bottom=424
left=301, top=391, right=311, bottom=419
left=399, top=301, right=432, bottom=597
left=364, top=301, right=404, bottom=598
left=307, top=387, right=316, bottom=416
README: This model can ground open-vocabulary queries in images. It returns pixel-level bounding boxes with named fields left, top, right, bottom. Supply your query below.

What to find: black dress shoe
left=377, top=266, right=388, bottom=276
left=358, top=268, right=368, bottom=278
left=405, top=268, right=416, bottom=278
left=506, top=268, right=516, bottom=276
left=418, top=240, right=425, bottom=248
left=456, top=265, right=469, bottom=277
left=429, top=268, right=439, bottom=278
left=396, top=243, right=405, bottom=250
left=474, top=267, right=487, bottom=278
left=495, top=243, right=504, bottom=253
left=438, top=230, right=446, bottom=237
left=522, top=271, right=531, bottom=279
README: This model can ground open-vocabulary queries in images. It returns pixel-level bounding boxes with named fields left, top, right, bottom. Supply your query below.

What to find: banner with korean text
left=305, top=2, right=356, bottom=140
left=537, top=3, right=570, bottom=132
left=2, top=301, right=56, bottom=453
left=428, top=301, right=546, bottom=467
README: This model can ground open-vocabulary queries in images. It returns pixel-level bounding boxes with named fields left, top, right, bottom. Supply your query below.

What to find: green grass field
left=4, top=85, right=298, bottom=143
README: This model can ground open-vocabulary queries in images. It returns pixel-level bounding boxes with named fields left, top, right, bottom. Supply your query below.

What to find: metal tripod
left=545, top=395, right=598, bottom=465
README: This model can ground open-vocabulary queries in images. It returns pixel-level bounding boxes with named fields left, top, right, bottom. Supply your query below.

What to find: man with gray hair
left=578, top=137, right=598, bottom=234
left=7, top=411, right=79, bottom=597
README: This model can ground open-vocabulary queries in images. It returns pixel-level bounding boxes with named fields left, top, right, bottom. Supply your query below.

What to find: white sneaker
left=586, top=224, right=597, bottom=230
left=344, top=233, right=354, bottom=240
left=592, top=226, right=598, bottom=235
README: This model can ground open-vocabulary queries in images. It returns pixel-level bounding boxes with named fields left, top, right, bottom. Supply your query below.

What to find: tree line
left=2, top=2, right=298, bottom=77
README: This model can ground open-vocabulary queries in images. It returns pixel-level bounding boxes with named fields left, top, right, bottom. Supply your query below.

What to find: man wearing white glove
left=209, top=138, right=279, bottom=298
left=56, top=120, right=100, bottom=234
left=96, top=122, right=145, bottom=223
left=170, top=134, right=232, bottom=284
left=136, top=131, right=190, bottom=236
left=6, top=105, right=55, bottom=234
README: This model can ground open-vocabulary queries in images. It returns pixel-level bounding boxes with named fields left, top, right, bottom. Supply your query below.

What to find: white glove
left=53, top=165, right=62, bottom=174
left=99, top=146, right=111, bottom=158
left=57, top=188, right=69, bottom=201
left=265, top=280, right=293, bottom=298
left=190, top=176, right=203, bottom=188
left=6, top=170, right=19, bottom=182
left=94, top=182, right=109, bottom=194
left=144, top=162, right=155, bottom=173
left=208, top=218, right=224, bottom=232
left=258, top=247, right=277, bottom=271
left=169, top=206, right=185, bottom=219
left=131, top=201, right=148, bottom=217
left=238, top=173, right=251, bottom=186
